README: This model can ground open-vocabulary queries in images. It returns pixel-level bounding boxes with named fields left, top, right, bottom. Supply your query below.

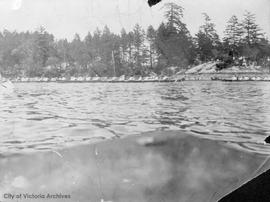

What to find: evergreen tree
left=156, top=2, right=195, bottom=69
left=146, top=25, right=157, bottom=69
left=241, top=11, right=266, bottom=61
left=133, top=24, right=146, bottom=75
left=223, top=15, right=243, bottom=53
left=84, top=32, right=93, bottom=62
left=155, top=22, right=170, bottom=71
left=83, top=32, right=94, bottom=73
left=31, top=27, right=55, bottom=76
left=92, top=28, right=102, bottom=60
left=120, top=28, right=128, bottom=63
left=99, top=26, right=119, bottom=76
left=69, top=33, right=82, bottom=64
left=242, top=11, right=263, bottom=46
left=163, top=2, right=184, bottom=32
left=100, top=26, right=113, bottom=65
left=196, top=13, right=221, bottom=61
left=127, top=31, right=134, bottom=69
left=56, top=39, right=72, bottom=68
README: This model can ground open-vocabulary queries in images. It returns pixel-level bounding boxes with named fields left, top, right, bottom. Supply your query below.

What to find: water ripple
left=1, top=82, right=270, bottom=154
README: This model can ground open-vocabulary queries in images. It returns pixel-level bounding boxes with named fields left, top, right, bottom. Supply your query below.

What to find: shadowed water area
left=1, top=81, right=270, bottom=154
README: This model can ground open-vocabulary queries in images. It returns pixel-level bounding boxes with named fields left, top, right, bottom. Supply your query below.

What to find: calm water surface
left=1, top=82, right=270, bottom=154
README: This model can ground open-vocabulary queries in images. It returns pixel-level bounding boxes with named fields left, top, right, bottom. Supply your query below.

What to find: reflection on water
left=1, top=82, right=270, bottom=154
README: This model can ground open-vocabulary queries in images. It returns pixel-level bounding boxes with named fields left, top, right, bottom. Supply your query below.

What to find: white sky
left=0, top=0, right=269, bottom=40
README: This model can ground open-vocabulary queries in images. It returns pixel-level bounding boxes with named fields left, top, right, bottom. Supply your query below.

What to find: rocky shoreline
left=5, top=72, right=270, bottom=83
left=5, top=62, right=270, bottom=83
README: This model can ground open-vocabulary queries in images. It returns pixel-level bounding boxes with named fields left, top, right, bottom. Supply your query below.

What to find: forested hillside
left=0, top=2, right=269, bottom=77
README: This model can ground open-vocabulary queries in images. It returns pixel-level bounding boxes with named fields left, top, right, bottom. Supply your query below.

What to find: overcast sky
left=0, top=0, right=269, bottom=40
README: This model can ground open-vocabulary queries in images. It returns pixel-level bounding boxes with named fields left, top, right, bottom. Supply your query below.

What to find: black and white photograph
left=0, top=0, right=270, bottom=201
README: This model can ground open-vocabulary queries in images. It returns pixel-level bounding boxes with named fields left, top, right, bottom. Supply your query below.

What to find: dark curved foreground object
left=265, top=135, right=270, bottom=144
left=219, top=169, right=270, bottom=202
left=148, top=0, right=162, bottom=7
left=0, top=131, right=269, bottom=202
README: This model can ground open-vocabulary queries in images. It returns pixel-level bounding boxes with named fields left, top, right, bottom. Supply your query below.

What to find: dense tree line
left=0, top=2, right=270, bottom=78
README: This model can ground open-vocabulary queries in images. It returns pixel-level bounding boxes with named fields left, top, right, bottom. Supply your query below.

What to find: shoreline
left=6, top=72, right=270, bottom=83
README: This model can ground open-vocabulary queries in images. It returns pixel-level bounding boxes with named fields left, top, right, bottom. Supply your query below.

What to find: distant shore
left=5, top=72, right=270, bottom=83
left=4, top=62, right=270, bottom=83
